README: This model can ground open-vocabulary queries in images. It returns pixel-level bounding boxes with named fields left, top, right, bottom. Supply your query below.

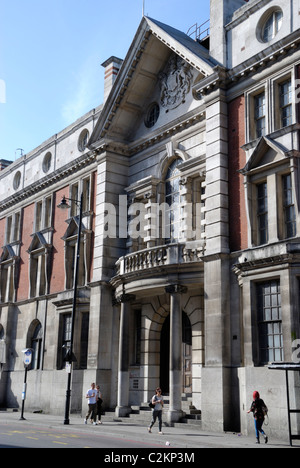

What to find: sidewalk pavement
left=0, top=410, right=295, bottom=448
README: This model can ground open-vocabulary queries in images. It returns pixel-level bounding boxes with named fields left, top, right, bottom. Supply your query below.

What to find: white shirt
left=86, top=388, right=97, bottom=404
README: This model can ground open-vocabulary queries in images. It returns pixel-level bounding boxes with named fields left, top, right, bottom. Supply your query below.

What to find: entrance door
left=160, top=312, right=192, bottom=394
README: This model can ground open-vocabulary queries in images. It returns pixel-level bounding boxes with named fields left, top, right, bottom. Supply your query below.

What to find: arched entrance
left=160, top=312, right=192, bottom=394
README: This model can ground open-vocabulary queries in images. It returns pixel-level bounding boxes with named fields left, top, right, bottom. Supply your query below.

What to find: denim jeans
left=254, top=418, right=266, bottom=439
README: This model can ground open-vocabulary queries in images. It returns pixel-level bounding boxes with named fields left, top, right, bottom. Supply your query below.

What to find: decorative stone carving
left=159, top=55, right=193, bottom=110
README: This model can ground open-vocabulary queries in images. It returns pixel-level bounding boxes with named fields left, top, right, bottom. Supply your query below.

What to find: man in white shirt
left=84, top=382, right=98, bottom=425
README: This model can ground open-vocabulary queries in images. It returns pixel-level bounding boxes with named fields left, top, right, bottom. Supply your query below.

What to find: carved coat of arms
left=159, top=55, right=193, bottom=110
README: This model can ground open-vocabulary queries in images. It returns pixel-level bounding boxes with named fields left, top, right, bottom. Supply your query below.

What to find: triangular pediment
left=89, top=16, right=216, bottom=150
left=241, top=137, right=292, bottom=174
left=28, top=232, right=51, bottom=253
left=0, top=245, right=16, bottom=262
left=62, top=217, right=87, bottom=241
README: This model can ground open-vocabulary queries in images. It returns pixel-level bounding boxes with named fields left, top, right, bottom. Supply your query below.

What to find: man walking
left=84, top=382, right=97, bottom=425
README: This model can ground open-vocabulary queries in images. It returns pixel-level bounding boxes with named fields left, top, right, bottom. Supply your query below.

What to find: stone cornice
left=193, top=31, right=300, bottom=98
left=0, top=151, right=97, bottom=214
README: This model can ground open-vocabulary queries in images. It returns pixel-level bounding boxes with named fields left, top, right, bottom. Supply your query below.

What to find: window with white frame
left=29, top=321, right=43, bottom=370
left=279, top=79, right=292, bottom=128
left=257, top=181, right=269, bottom=245
left=250, top=172, right=297, bottom=246
left=282, top=173, right=296, bottom=239
left=34, top=195, right=52, bottom=233
left=0, top=255, right=14, bottom=302
left=247, top=70, right=295, bottom=143
left=165, top=158, right=181, bottom=243
left=63, top=220, right=87, bottom=290
left=262, top=9, right=283, bottom=43
left=247, top=88, right=267, bottom=141
left=70, top=176, right=92, bottom=217
left=257, top=280, right=284, bottom=364
left=254, top=92, right=266, bottom=139
left=5, top=212, right=21, bottom=245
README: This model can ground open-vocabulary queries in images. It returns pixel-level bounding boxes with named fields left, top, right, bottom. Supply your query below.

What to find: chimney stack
left=101, top=56, right=123, bottom=104
left=0, top=159, right=12, bottom=171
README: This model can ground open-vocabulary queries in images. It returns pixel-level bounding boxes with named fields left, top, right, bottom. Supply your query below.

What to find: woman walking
left=148, top=388, right=164, bottom=434
left=95, top=384, right=103, bottom=425
left=247, top=391, right=268, bottom=444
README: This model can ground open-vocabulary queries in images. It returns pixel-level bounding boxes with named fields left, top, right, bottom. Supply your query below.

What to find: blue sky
left=0, top=0, right=210, bottom=161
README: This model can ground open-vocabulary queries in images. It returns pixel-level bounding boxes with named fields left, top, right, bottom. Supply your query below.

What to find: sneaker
left=158, top=431, right=163, bottom=435
left=84, top=419, right=87, bottom=424
left=264, top=436, right=268, bottom=444
left=148, top=427, right=152, bottom=433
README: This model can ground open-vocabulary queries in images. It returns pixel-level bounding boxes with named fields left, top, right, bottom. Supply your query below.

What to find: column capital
left=165, top=284, right=187, bottom=295
left=114, top=293, right=136, bottom=305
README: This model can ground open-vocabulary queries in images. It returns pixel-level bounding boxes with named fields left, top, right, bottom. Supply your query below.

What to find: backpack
left=253, top=399, right=268, bottom=420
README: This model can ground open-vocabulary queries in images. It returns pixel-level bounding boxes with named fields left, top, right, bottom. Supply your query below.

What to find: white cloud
left=61, top=54, right=102, bottom=126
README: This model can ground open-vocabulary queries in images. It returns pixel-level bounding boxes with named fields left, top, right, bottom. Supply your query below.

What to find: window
left=257, top=182, right=268, bottom=245
left=283, top=174, right=296, bottom=238
left=165, top=159, right=181, bottom=242
left=13, top=171, right=21, bottom=190
left=78, top=129, right=89, bottom=152
left=254, top=92, right=266, bottom=138
left=5, top=212, right=21, bottom=245
left=262, top=9, right=283, bottom=43
left=62, top=314, right=72, bottom=363
left=145, top=103, right=160, bottom=128
left=31, top=322, right=43, bottom=370
left=0, top=259, right=14, bottom=302
left=257, top=281, right=283, bottom=364
left=64, top=221, right=86, bottom=289
left=279, top=79, right=292, bottom=128
left=30, top=253, right=46, bottom=297
left=0, top=244, right=19, bottom=303
left=28, top=233, right=51, bottom=298
left=34, top=196, right=52, bottom=233
left=42, top=152, right=52, bottom=173
left=79, top=313, right=89, bottom=369
left=70, top=176, right=92, bottom=217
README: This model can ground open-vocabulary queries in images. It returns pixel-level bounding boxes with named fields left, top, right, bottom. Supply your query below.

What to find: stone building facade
left=1, top=0, right=300, bottom=439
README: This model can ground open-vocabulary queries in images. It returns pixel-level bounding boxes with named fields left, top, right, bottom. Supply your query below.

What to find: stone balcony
left=115, top=240, right=205, bottom=278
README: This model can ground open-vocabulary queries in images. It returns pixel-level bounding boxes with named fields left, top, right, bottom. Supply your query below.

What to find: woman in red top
left=247, top=391, right=269, bottom=444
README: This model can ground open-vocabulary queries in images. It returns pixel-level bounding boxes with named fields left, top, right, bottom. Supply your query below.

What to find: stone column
left=165, top=285, right=187, bottom=424
left=115, top=294, right=135, bottom=417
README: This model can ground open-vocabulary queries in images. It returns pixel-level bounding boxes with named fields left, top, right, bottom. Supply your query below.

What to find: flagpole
left=142, top=0, right=145, bottom=16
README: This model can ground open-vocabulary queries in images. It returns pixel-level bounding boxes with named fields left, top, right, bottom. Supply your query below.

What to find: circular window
left=259, top=8, right=283, bottom=43
left=78, top=129, right=89, bottom=152
left=42, top=152, right=52, bottom=173
left=13, top=171, right=21, bottom=190
left=145, top=103, right=160, bottom=128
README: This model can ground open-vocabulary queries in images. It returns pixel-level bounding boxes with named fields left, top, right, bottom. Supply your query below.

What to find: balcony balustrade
left=115, top=241, right=205, bottom=277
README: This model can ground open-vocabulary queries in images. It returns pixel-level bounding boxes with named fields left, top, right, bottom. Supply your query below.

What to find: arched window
left=165, top=159, right=181, bottom=242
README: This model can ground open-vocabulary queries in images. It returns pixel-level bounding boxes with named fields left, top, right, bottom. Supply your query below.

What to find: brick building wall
left=228, top=95, right=247, bottom=252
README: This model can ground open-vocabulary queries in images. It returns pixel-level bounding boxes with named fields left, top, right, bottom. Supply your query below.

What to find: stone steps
left=101, top=393, right=202, bottom=429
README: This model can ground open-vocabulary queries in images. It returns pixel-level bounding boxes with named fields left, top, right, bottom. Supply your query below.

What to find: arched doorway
left=160, top=312, right=192, bottom=394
